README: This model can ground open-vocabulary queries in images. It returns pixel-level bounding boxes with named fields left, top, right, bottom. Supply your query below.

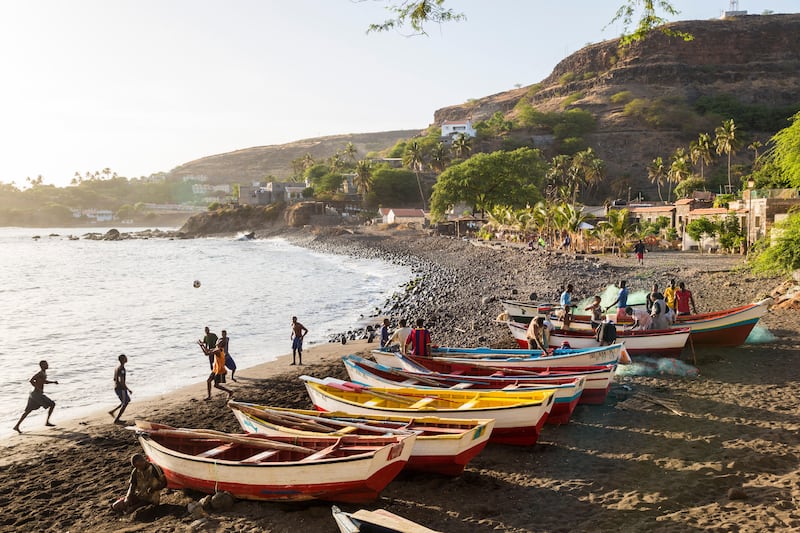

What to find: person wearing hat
left=111, top=453, right=167, bottom=514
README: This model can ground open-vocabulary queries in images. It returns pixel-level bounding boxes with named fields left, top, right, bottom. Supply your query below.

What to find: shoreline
left=2, top=227, right=798, bottom=532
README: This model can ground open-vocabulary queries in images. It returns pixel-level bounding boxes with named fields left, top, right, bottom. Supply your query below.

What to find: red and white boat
left=228, top=401, right=494, bottom=476
left=301, top=376, right=554, bottom=446
left=132, top=421, right=414, bottom=503
left=544, top=326, right=690, bottom=357
left=503, top=298, right=772, bottom=347
left=343, top=354, right=585, bottom=425
left=365, top=353, right=617, bottom=406
left=372, top=343, right=623, bottom=370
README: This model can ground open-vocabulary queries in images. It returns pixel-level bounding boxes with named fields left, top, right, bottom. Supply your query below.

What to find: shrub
left=562, top=92, right=584, bottom=108
left=750, top=211, right=800, bottom=276
left=558, top=72, right=577, bottom=85
left=610, top=91, right=633, bottom=104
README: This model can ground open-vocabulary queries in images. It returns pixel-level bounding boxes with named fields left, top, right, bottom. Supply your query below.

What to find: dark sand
left=1, top=229, right=798, bottom=532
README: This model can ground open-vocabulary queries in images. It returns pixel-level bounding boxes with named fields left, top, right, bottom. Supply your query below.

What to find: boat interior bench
left=198, top=443, right=236, bottom=458
left=299, top=441, right=341, bottom=462
left=409, top=397, right=436, bottom=409
left=241, top=449, right=279, bottom=463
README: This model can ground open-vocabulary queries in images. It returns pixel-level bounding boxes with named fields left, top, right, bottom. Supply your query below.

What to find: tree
left=546, top=154, right=572, bottom=202
left=450, top=133, right=471, bottom=159
left=569, top=147, right=604, bottom=204
left=751, top=211, right=800, bottom=275
left=429, top=142, right=450, bottom=173
left=598, top=208, right=633, bottom=256
left=366, top=0, right=465, bottom=35
left=714, top=118, right=742, bottom=193
left=769, top=111, right=800, bottom=188
left=342, top=142, right=359, bottom=164
left=747, top=140, right=763, bottom=167
left=686, top=217, right=718, bottom=253
left=689, top=132, right=714, bottom=181
left=403, top=140, right=427, bottom=209
left=607, top=0, right=693, bottom=48
left=668, top=147, right=692, bottom=197
left=647, top=156, right=667, bottom=202
left=354, top=159, right=373, bottom=196
left=365, top=167, right=420, bottom=207
left=429, top=147, right=547, bottom=221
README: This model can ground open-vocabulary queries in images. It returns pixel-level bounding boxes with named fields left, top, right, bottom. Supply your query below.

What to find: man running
left=13, top=360, right=59, bottom=433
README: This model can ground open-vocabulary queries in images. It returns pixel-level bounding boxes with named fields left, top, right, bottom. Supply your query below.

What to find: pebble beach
left=1, top=226, right=797, bottom=532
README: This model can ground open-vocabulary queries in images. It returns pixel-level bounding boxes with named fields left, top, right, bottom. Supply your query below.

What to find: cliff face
left=433, top=14, right=800, bottom=198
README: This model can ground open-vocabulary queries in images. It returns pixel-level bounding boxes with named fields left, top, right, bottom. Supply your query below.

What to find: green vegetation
left=694, top=94, right=800, bottom=132
left=363, top=167, right=420, bottom=208
left=562, top=92, right=584, bottom=108
left=610, top=90, right=633, bottom=104
left=429, top=148, right=547, bottom=221
left=750, top=211, right=800, bottom=275
left=516, top=104, right=596, bottom=140
left=558, top=72, right=577, bottom=85
left=474, top=111, right=514, bottom=137
left=623, top=96, right=699, bottom=131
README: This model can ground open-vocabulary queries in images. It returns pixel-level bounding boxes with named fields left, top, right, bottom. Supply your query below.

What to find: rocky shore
left=2, top=226, right=798, bottom=532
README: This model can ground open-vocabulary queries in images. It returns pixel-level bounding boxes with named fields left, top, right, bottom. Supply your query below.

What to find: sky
left=1, top=0, right=797, bottom=187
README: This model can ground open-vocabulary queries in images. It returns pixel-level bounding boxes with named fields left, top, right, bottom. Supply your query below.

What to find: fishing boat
left=132, top=420, right=415, bottom=503
left=332, top=505, right=442, bottom=533
left=301, top=376, right=554, bottom=446
left=343, top=354, right=585, bottom=425
left=503, top=298, right=772, bottom=347
left=372, top=342, right=623, bottom=370
left=228, top=401, right=494, bottom=476
left=385, top=354, right=617, bottom=405
left=541, top=326, right=691, bottom=357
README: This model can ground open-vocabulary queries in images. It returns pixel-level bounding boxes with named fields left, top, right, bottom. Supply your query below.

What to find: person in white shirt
left=624, top=306, right=652, bottom=331
left=388, top=318, right=413, bottom=354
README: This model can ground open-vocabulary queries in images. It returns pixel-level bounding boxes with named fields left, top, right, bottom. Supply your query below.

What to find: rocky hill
left=434, top=13, right=800, bottom=198
left=168, top=14, right=800, bottom=202
left=169, top=130, right=418, bottom=184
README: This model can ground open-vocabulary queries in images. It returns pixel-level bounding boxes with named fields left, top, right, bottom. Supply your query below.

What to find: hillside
left=169, top=130, right=418, bottom=183
left=434, top=13, right=800, bottom=198
left=168, top=14, right=800, bottom=202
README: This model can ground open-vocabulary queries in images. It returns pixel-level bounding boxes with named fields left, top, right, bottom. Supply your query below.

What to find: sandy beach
left=1, top=228, right=798, bottom=533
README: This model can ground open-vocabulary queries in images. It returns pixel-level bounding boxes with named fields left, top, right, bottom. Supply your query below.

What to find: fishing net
left=616, top=357, right=699, bottom=378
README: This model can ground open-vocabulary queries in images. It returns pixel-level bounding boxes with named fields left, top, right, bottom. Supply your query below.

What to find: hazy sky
left=1, top=1, right=796, bottom=187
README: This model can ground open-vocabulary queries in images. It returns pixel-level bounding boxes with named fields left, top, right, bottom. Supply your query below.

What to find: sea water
left=0, top=227, right=411, bottom=438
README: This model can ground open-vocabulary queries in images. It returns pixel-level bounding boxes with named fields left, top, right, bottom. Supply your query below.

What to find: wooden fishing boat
left=132, top=420, right=415, bottom=503
left=386, top=354, right=617, bottom=405
left=540, top=326, right=691, bottom=357
left=301, top=376, right=554, bottom=446
left=372, top=342, right=622, bottom=370
left=503, top=298, right=772, bottom=347
left=332, top=505, right=442, bottom=533
left=228, top=401, right=494, bottom=476
left=343, top=354, right=585, bottom=425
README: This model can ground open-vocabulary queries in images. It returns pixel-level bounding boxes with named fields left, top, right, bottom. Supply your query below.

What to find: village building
left=441, top=119, right=476, bottom=139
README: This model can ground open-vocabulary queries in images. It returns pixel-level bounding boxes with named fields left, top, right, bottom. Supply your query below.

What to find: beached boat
left=386, top=354, right=617, bottom=405
left=332, top=505, right=442, bottom=533
left=132, top=420, right=415, bottom=503
left=301, top=376, right=554, bottom=446
left=228, top=401, right=494, bottom=476
left=343, top=354, right=585, bottom=425
left=502, top=298, right=772, bottom=347
left=531, top=325, right=690, bottom=357
left=372, top=343, right=623, bottom=370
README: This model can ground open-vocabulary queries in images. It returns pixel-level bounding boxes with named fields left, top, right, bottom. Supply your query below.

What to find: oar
left=134, top=423, right=315, bottom=453
left=384, top=367, right=443, bottom=387
left=236, top=404, right=413, bottom=435
left=231, top=403, right=333, bottom=433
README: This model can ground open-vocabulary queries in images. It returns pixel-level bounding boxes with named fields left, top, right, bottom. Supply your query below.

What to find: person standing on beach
left=379, top=318, right=390, bottom=349
left=625, top=306, right=652, bottom=331
left=584, top=295, right=603, bottom=330
left=291, top=316, right=308, bottom=365
left=200, top=326, right=218, bottom=370
left=405, top=318, right=432, bottom=356
left=646, top=283, right=659, bottom=314
left=200, top=340, right=234, bottom=400
left=634, top=239, right=646, bottom=265
left=388, top=318, right=412, bottom=354
left=663, top=279, right=678, bottom=312
left=675, top=282, right=697, bottom=316
left=109, top=354, right=132, bottom=425
left=111, top=453, right=167, bottom=515
left=13, top=360, right=58, bottom=433
left=559, top=284, right=576, bottom=329
left=219, top=330, right=237, bottom=382
left=604, top=280, right=629, bottom=323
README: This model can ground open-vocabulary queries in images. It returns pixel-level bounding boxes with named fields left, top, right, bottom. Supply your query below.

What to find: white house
left=381, top=208, right=427, bottom=225
left=441, top=119, right=476, bottom=138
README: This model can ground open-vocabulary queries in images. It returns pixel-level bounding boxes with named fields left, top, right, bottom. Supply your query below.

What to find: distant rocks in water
left=81, top=228, right=188, bottom=241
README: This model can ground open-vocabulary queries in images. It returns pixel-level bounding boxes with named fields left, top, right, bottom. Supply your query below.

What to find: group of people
left=604, top=278, right=698, bottom=331
left=378, top=317, right=432, bottom=356
left=197, top=326, right=238, bottom=401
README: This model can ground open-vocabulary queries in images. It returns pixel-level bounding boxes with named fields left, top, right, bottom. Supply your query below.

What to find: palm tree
left=301, top=153, right=315, bottom=172
left=748, top=140, right=763, bottom=169
left=556, top=203, right=593, bottom=252
left=429, top=142, right=450, bottom=172
left=714, top=118, right=742, bottom=193
left=342, top=142, right=358, bottom=164
left=451, top=133, right=471, bottom=159
left=599, top=208, right=633, bottom=256
left=668, top=147, right=692, bottom=197
left=404, top=140, right=427, bottom=209
left=689, top=132, right=714, bottom=181
left=647, top=156, right=667, bottom=202
left=568, top=148, right=604, bottom=205
left=354, top=160, right=373, bottom=196
left=546, top=155, right=571, bottom=202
